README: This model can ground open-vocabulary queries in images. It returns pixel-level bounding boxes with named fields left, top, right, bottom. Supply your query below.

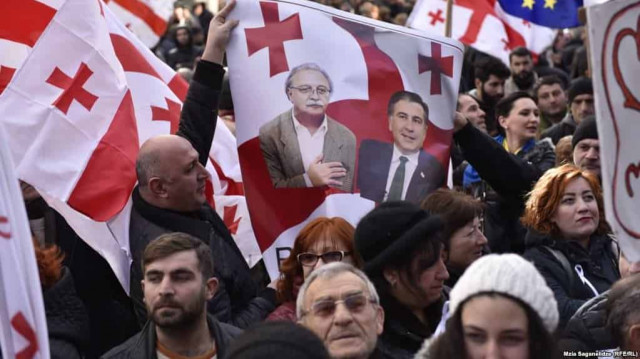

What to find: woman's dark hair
left=427, top=293, right=559, bottom=359
left=495, top=91, right=536, bottom=120
left=421, top=188, right=484, bottom=245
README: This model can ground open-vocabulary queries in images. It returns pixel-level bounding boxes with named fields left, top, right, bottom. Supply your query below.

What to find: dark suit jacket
left=259, top=110, right=356, bottom=192
left=357, top=139, right=444, bottom=204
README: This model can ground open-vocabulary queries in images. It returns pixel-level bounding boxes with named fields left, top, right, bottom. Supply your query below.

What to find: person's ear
left=383, top=268, right=399, bottom=288
left=474, top=78, right=482, bottom=92
left=205, top=277, right=219, bottom=300
left=628, top=324, right=640, bottom=350
left=498, top=115, right=508, bottom=130
left=141, top=280, right=145, bottom=295
left=375, top=305, right=385, bottom=335
left=148, top=177, right=168, bottom=198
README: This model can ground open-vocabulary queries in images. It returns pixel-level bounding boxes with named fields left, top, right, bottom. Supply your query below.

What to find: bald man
left=129, top=1, right=276, bottom=330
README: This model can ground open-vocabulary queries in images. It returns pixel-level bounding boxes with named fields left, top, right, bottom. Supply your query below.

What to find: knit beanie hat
left=568, top=77, right=593, bottom=103
left=354, top=201, right=444, bottom=276
left=449, top=254, right=559, bottom=333
left=571, top=115, right=598, bottom=149
left=225, top=321, right=330, bottom=359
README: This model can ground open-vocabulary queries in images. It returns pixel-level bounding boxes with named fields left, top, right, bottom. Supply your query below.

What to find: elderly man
left=542, top=77, right=594, bottom=144
left=102, top=233, right=242, bottom=358
left=129, top=1, right=276, bottom=330
left=298, top=262, right=386, bottom=359
left=571, top=115, right=600, bottom=178
left=534, top=75, right=568, bottom=132
left=505, top=47, right=538, bottom=96
left=468, top=56, right=510, bottom=135
left=259, top=63, right=356, bottom=191
left=357, top=91, right=444, bottom=204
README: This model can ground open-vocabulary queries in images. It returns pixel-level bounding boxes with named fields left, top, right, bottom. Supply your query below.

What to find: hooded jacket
left=523, top=232, right=619, bottom=329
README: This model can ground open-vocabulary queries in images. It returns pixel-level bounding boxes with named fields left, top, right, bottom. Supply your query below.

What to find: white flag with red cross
left=0, top=126, right=50, bottom=358
left=105, top=0, right=173, bottom=48
left=226, top=0, right=464, bottom=279
left=407, top=0, right=555, bottom=65
left=0, top=0, right=261, bottom=292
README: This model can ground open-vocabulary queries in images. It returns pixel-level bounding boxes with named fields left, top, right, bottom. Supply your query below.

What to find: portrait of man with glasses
left=259, top=62, right=356, bottom=191
left=297, top=262, right=385, bottom=359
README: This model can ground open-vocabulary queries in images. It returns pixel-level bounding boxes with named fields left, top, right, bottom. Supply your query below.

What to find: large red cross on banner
left=46, top=63, right=99, bottom=114
left=0, top=215, right=10, bottom=239
left=245, top=2, right=303, bottom=77
left=0, top=0, right=56, bottom=48
left=418, top=42, right=453, bottom=95
left=11, top=312, right=38, bottom=359
left=151, top=97, right=181, bottom=134
left=455, top=0, right=525, bottom=50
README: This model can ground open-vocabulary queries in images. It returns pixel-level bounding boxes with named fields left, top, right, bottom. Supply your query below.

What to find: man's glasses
left=297, top=251, right=350, bottom=267
left=302, top=293, right=376, bottom=318
left=288, top=85, right=331, bottom=96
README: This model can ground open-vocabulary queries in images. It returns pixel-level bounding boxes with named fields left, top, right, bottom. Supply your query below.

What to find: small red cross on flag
left=245, top=2, right=303, bottom=77
left=428, top=9, right=445, bottom=26
left=46, top=63, right=99, bottom=114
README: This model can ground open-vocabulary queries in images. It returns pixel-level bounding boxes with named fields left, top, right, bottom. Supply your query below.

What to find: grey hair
left=296, top=262, right=379, bottom=319
left=284, top=63, right=333, bottom=97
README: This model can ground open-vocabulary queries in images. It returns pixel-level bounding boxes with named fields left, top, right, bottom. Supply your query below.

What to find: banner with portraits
left=587, top=0, right=640, bottom=262
left=227, top=0, right=463, bottom=278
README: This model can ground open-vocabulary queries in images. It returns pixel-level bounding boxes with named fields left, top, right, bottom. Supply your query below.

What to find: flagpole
left=445, top=0, right=453, bottom=37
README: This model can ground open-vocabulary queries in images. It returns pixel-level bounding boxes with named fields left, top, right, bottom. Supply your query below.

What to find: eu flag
left=498, top=0, right=583, bottom=28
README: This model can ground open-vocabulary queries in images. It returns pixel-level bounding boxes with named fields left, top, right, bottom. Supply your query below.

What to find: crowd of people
left=7, top=0, right=640, bottom=358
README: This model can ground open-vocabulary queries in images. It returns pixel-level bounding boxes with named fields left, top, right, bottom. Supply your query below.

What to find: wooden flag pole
left=445, top=0, right=453, bottom=38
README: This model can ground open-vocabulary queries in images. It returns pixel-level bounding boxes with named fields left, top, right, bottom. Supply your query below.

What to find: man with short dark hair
left=129, top=1, right=276, bottom=330
left=469, top=56, right=510, bottom=135
left=534, top=75, right=568, bottom=132
left=102, top=233, right=242, bottom=358
left=456, top=93, right=486, bottom=133
left=357, top=91, right=445, bottom=204
left=541, top=77, right=594, bottom=144
left=505, top=47, right=538, bottom=96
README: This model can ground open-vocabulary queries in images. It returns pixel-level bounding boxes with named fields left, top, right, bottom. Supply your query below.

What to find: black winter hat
left=225, top=321, right=330, bottom=359
left=568, top=77, right=593, bottom=103
left=572, top=115, right=599, bottom=149
left=354, top=201, right=444, bottom=276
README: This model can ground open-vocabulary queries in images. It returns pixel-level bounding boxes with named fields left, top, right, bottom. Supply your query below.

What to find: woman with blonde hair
left=522, top=164, right=619, bottom=330
left=267, top=217, right=363, bottom=321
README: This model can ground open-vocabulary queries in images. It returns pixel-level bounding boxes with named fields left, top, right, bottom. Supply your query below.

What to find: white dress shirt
left=383, top=144, right=419, bottom=201
left=291, top=110, right=328, bottom=187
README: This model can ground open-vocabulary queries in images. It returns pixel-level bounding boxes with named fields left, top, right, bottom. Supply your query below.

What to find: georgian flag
left=407, top=0, right=555, bottom=65
left=0, top=0, right=261, bottom=293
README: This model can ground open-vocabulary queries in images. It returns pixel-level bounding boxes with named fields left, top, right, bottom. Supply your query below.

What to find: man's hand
left=453, top=111, right=469, bottom=133
left=201, top=0, right=239, bottom=65
left=308, top=154, right=347, bottom=188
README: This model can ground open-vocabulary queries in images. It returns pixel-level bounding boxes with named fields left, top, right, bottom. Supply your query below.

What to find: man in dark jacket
left=165, top=25, right=203, bottom=70
left=541, top=77, right=594, bottom=145
left=103, top=233, right=241, bottom=358
left=129, top=2, right=276, bottom=330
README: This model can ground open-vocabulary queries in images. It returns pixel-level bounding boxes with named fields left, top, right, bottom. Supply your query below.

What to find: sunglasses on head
left=297, top=251, right=350, bottom=267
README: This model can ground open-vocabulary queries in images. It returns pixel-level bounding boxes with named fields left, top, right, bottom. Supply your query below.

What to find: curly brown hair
left=521, top=164, right=608, bottom=236
left=276, top=217, right=362, bottom=303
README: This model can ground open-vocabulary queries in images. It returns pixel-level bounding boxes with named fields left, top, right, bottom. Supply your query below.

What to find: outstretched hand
left=201, top=0, right=240, bottom=65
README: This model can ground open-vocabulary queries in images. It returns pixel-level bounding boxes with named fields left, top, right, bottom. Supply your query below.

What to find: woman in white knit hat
left=416, top=253, right=560, bottom=359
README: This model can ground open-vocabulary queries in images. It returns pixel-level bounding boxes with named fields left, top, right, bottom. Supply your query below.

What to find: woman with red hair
left=267, top=217, right=363, bottom=322
left=522, top=164, right=619, bottom=330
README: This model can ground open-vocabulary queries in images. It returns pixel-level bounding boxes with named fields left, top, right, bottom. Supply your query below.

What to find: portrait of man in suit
left=259, top=63, right=356, bottom=191
left=357, top=90, right=445, bottom=204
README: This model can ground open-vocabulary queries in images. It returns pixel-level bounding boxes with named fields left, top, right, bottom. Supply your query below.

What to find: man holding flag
left=127, top=0, right=277, bottom=330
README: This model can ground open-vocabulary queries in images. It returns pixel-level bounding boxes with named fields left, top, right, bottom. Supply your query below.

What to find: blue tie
left=387, top=156, right=408, bottom=201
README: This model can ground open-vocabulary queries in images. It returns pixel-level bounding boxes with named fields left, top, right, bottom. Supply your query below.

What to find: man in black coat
left=358, top=91, right=444, bottom=204
left=128, top=3, right=276, bottom=330
left=102, top=233, right=241, bottom=358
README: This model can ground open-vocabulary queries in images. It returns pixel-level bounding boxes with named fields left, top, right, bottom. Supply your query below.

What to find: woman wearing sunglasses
left=267, top=217, right=363, bottom=322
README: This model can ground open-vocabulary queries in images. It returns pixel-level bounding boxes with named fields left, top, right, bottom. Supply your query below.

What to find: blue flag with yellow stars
left=498, top=0, right=583, bottom=28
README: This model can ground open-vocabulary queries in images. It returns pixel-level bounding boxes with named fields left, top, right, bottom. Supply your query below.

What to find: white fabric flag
left=587, top=0, right=640, bottom=262
left=0, top=125, right=50, bottom=359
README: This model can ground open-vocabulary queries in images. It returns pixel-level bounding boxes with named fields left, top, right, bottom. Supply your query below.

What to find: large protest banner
left=0, top=126, right=50, bottom=358
left=0, top=0, right=261, bottom=292
left=587, top=0, right=640, bottom=261
left=226, top=0, right=463, bottom=278
left=407, top=0, right=554, bottom=65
